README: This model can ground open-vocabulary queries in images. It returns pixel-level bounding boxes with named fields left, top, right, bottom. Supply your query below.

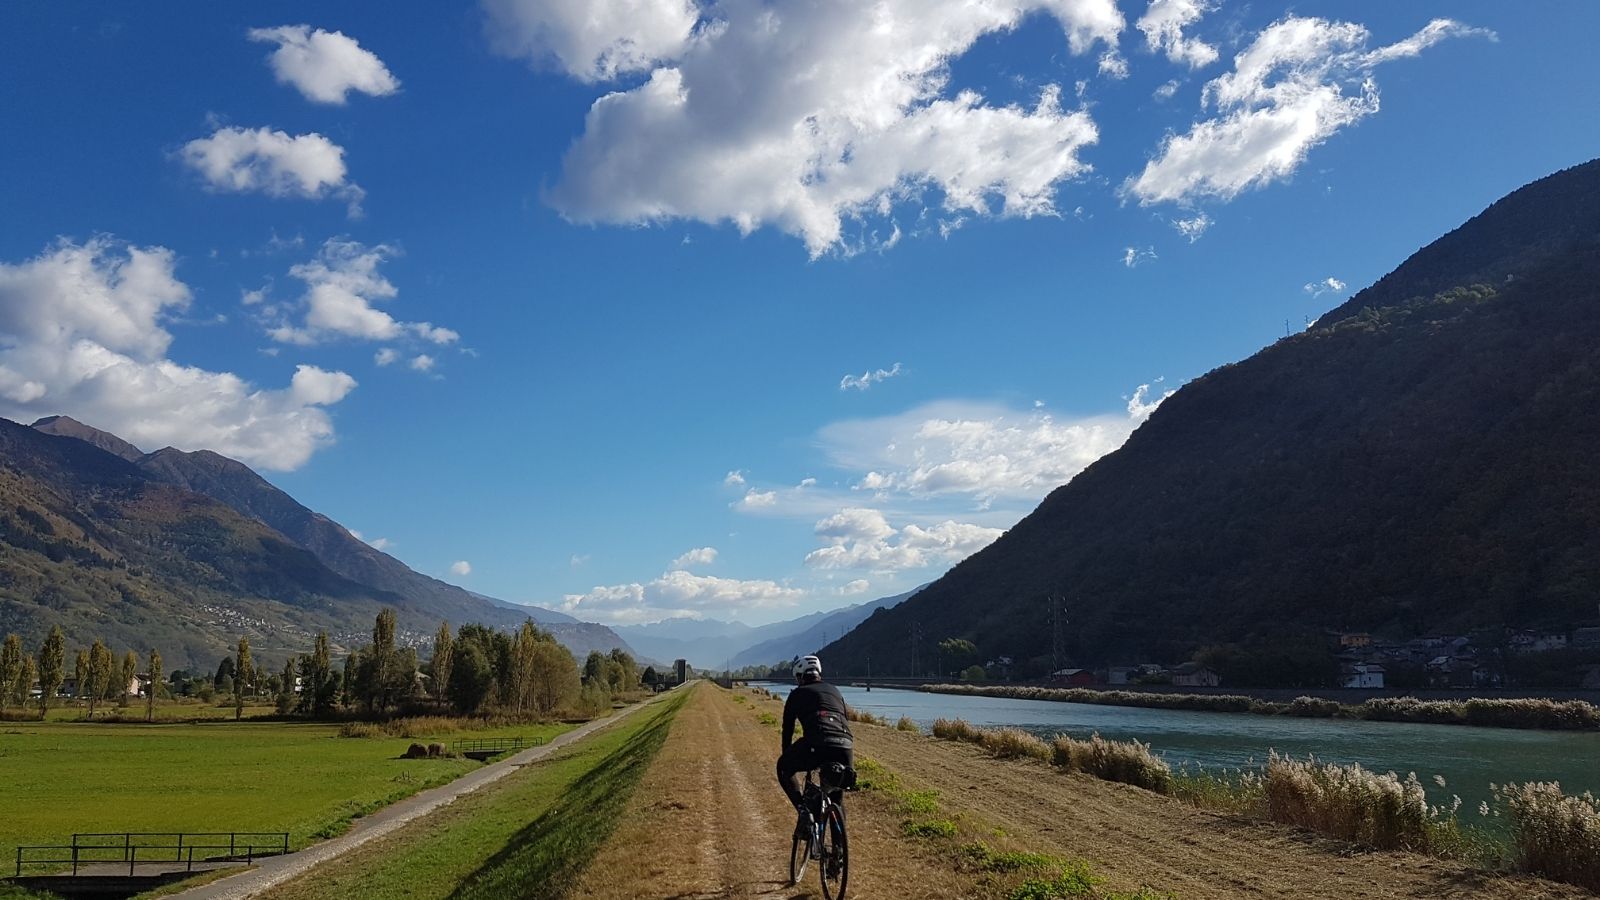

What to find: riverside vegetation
left=924, top=715, right=1600, bottom=893
left=921, top=683, right=1600, bottom=731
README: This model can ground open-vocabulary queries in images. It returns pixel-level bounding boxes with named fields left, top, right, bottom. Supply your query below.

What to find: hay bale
left=403, top=742, right=428, bottom=759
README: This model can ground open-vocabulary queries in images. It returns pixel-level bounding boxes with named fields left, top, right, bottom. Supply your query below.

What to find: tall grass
left=1262, top=752, right=1463, bottom=852
left=921, top=684, right=1600, bottom=731
left=1496, top=782, right=1600, bottom=891
left=1050, top=734, right=1173, bottom=794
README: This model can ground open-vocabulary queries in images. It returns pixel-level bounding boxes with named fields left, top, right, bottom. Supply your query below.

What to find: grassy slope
left=0, top=718, right=572, bottom=866
left=269, top=690, right=686, bottom=900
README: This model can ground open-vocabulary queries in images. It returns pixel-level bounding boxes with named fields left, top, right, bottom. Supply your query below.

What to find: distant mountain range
left=616, top=585, right=923, bottom=669
left=825, top=158, right=1600, bottom=678
left=1, top=417, right=634, bottom=668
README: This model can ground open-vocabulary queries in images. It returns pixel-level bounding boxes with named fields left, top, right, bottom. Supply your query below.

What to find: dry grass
left=847, top=707, right=889, bottom=726
left=980, top=728, right=1052, bottom=761
left=1050, top=734, right=1173, bottom=794
left=896, top=715, right=920, bottom=733
left=1262, top=752, right=1463, bottom=853
left=1496, top=781, right=1600, bottom=891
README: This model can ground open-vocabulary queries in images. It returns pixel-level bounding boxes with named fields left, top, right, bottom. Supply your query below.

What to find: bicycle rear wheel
left=819, top=806, right=848, bottom=899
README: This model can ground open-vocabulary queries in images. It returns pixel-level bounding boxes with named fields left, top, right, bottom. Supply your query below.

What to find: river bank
left=919, top=683, right=1600, bottom=730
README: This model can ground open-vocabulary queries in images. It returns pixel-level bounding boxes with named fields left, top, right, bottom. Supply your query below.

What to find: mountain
left=730, top=585, right=923, bottom=668
left=8, top=418, right=635, bottom=666
left=823, top=159, right=1600, bottom=679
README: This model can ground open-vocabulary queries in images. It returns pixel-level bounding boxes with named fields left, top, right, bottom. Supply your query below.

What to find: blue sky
left=1, top=1, right=1596, bottom=625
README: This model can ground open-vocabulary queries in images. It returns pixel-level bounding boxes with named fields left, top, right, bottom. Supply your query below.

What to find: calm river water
left=829, top=685, right=1600, bottom=812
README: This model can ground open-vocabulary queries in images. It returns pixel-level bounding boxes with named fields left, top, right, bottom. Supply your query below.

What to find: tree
left=38, top=626, right=64, bottom=716
left=16, top=655, right=36, bottom=715
left=276, top=656, right=297, bottom=715
left=0, top=634, right=20, bottom=717
left=215, top=656, right=236, bottom=689
left=642, top=666, right=659, bottom=687
left=341, top=653, right=356, bottom=709
left=298, top=632, right=336, bottom=717
left=583, top=650, right=609, bottom=688
left=234, top=638, right=254, bottom=721
left=120, top=651, right=138, bottom=707
left=85, top=640, right=113, bottom=719
left=938, top=638, right=977, bottom=675
left=147, top=649, right=163, bottom=722
left=527, top=640, right=580, bottom=717
left=365, top=609, right=401, bottom=712
left=74, top=649, right=89, bottom=709
left=431, top=622, right=453, bottom=704
left=448, top=642, right=493, bottom=714
left=607, top=648, right=638, bottom=692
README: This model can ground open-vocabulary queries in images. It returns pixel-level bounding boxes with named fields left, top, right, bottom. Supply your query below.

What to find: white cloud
left=804, top=508, right=1003, bottom=573
left=1171, top=212, right=1212, bottom=242
left=1136, top=0, right=1218, bottom=69
left=838, top=579, right=871, bottom=596
left=374, top=348, right=399, bottom=366
left=669, top=546, right=718, bottom=570
left=248, top=25, right=400, bottom=104
left=483, top=0, right=701, bottom=83
left=798, top=477, right=817, bottom=489
left=723, top=469, right=746, bottom=487
left=1123, top=245, right=1157, bottom=267
left=1125, top=17, right=1493, bottom=205
left=0, top=237, right=355, bottom=471
left=409, top=354, right=436, bottom=372
left=1153, top=79, right=1180, bottom=101
left=180, top=126, right=365, bottom=216
left=1303, top=276, right=1347, bottom=297
left=369, top=537, right=393, bottom=551
left=821, top=396, right=1154, bottom=507
left=570, top=553, right=591, bottom=567
left=1126, top=380, right=1174, bottom=421
left=560, top=569, right=805, bottom=624
left=840, top=363, right=904, bottom=392
left=265, top=240, right=460, bottom=347
left=451, top=560, right=472, bottom=576
left=542, top=0, right=1122, bottom=257
left=735, top=489, right=778, bottom=510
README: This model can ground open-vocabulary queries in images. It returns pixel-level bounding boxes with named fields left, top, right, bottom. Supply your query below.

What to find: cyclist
left=777, top=655, right=854, bottom=832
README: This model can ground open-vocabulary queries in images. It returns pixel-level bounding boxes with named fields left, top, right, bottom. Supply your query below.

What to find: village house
left=1340, top=662, right=1386, bottom=689
left=1508, top=631, right=1569, bottom=653
left=1171, top=662, right=1221, bottom=688
left=1047, top=668, right=1096, bottom=687
left=1105, top=666, right=1137, bottom=686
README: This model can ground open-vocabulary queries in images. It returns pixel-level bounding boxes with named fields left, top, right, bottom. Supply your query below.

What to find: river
left=828, top=684, right=1600, bottom=813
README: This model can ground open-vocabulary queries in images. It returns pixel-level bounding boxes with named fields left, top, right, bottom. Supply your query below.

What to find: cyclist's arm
left=782, top=699, right=796, bottom=750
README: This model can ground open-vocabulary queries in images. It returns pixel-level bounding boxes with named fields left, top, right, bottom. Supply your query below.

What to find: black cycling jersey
left=782, top=680, right=854, bottom=750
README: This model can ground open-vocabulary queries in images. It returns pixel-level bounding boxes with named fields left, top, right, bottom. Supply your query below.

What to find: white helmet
left=793, top=655, right=823, bottom=680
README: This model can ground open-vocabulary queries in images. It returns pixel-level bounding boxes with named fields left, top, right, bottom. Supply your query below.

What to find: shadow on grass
left=447, top=696, right=683, bottom=900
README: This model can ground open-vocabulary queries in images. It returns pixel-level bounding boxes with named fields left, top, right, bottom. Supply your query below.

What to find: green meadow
left=0, top=716, right=573, bottom=869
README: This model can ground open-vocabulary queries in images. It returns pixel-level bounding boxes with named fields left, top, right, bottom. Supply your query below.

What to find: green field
left=0, top=716, right=574, bottom=868
left=270, top=690, right=686, bottom=900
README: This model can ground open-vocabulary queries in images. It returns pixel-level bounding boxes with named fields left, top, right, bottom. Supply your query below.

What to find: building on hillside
left=1171, top=663, right=1221, bottom=688
left=1340, top=662, right=1385, bottom=689
left=1106, top=666, right=1137, bottom=686
left=1331, top=632, right=1373, bottom=650
left=1047, top=668, right=1095, bottom=686
left=1572, top=627, right=1600, bottom=650
left=1508, top=631, right=1568, bottom=653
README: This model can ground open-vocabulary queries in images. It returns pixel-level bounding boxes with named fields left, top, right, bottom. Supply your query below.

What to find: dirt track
left=579, top=685, right=1585, bottom=899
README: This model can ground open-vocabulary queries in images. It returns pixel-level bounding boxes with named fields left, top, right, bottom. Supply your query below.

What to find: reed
left=1049, top=734, right=1173, bottom=794
left=1496, top=781, right=1600, bottom=891
left=1261, top=752, right=1462, bottom=852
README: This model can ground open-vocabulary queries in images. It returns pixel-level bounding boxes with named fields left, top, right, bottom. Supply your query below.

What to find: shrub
left=338, top=721, right=383, bottom=738
left=1497, top=781, right=1600, bottom=891
left=979, top=728, right=1051, bottom=761
left=895, top=715, right=920, bottom=733
left=932, top=717, right=983, bottom=743
left=1049, top=734, right=1173, bottom=794
left=1283, top=696, right=1341, bottom=718
left=847, top=707, right=887, bottom=726
left=1005, top=861, right=1101, bottom=899
left=902, top=819, right=959, bottom=839
left=1262, top=752, right=1460, bottom=852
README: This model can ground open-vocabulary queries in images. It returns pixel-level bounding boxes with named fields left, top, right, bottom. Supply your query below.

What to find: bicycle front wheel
left=790, top=827, right=809, bottom=885
left=819, top=806, right=849, bottom=900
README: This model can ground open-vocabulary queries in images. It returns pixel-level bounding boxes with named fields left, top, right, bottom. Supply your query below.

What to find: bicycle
left=789, top=762, right=853, bottom=899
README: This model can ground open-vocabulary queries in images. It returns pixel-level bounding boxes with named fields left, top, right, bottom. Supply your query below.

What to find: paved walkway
left=173, top=690, right=677, bottom=900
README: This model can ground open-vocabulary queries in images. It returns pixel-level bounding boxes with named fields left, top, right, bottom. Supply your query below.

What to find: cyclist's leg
left=823, top=746, right=854, bottom=820
left=776, top=742, right=812, bottom=808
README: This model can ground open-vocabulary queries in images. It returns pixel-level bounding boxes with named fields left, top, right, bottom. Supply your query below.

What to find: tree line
left=1, top=626, right=163, bottom=721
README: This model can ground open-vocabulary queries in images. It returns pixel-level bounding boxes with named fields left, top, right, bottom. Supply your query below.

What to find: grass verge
left=269, top=692, right=684, bottom=900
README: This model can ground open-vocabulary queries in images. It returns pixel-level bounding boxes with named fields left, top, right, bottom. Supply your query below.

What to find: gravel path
left=172, top=691, right=676, bottom=900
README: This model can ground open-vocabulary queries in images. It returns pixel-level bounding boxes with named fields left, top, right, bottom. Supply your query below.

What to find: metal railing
left=14, top=831, right=290, bottom=877
left=451, top=736, right=529, bottom=754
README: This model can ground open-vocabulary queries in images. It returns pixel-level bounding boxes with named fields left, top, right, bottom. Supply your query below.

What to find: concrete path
left=173, top=690, right=677, bottom=900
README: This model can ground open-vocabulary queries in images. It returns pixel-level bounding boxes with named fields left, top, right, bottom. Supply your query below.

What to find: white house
left=1341, top=663, right=1385, bottom=689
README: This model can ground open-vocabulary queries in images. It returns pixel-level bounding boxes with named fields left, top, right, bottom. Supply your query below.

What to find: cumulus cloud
left=265, top=240, right=460, bottom=348
left=669, top=546, right=718, bottom=570
left=804, top=507, right=1003, bottom=573
left=735, top=489, right=778, bottom=510
left=723, top=470, right=746, bottom=487
left=0, top=237, right=355, bottom=471
left=560, top=569, right=805, bottom=624
left=451, top=560, right=472, bottom=576
left=374, top=348, right=399, bottom=366
left=248, top=25, right=400, bottom=104
left=541, top=0, right=1121, bottom=257
left=483, top=0, right=700, bottom=83
left=1126, top=380, right=1175, bottom=421
left=1171, top=212, right=1212, bottom=242
left=1123, top=245, right=1158, bottom=267
left=1125, top=17, right=1492, bottom=205
left=409, top=354, right=435, bottom=372
left=840, top=362, right=904, bottom=392
left=1303, top=276, right=1347, bottom=297
left=1136, top=0, right=1218, bottom=69
left=1153, top=79, right=1180, bottom=101
left=838, top=579, right=871, bottom=596
left=820, top=390, right=1169, bottom=508
left=180, top=126, right=365, bottom=216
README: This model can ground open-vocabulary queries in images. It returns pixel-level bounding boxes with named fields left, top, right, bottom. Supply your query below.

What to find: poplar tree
left=298, top=631, right=335, bottom=716
left=120, top=651, right=138, bottom=707
left=431, top=622, right=453, bottom=705
left=276, top=656, right=297, bottom=715
left=74, top=649, right=89, bottom=713
left=341, top=653, right=356, bottom=709
left=38, top=626, right=65, bottom=716
left=17, top=655, right=36, bottom=715
left=234, top=638, right=253, bottom=720
left=147, top=649, right=163, bottom=722
left=85, top=640, right=113, bottom=719
left=0, top=634, right=20, bottom=717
